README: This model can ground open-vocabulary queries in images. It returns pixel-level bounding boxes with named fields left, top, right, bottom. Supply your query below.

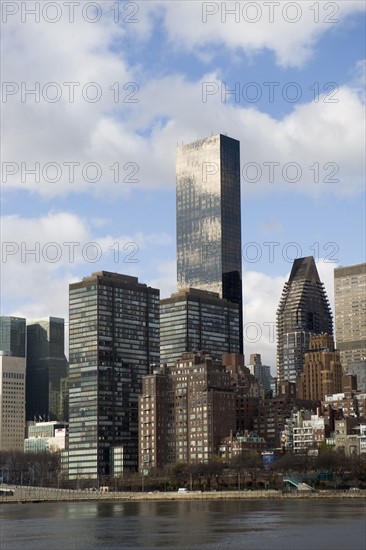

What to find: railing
left=283, top=477, right=314, bottom=491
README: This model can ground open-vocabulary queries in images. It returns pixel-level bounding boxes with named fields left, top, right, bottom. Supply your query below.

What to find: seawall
left=1, top=487, right=365, bottom=504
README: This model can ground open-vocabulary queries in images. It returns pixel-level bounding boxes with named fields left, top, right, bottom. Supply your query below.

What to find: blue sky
left=1, top=1, right=365, bottom=370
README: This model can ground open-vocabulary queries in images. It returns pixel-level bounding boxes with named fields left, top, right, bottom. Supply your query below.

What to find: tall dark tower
left=276, top=256, right=333, bottom=384
left=176, top=134, right=243, bottom=352
left=68, top=271, right=159, bottom=482
left=26, top=317, right=68, bottom=421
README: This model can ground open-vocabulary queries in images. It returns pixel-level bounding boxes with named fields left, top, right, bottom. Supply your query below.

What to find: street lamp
left=28, top=467, right=35, bottom=487
left=3, top=467, right=10, bottom=485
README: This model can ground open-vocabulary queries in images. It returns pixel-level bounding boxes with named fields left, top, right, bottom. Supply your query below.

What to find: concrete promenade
left=1, top=486, right=365, bottom=504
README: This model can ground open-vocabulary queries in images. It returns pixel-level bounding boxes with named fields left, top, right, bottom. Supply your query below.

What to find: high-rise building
left=176, top=134, right=243, bottom=352
left=68, top=271, right=159, bottom=482
left=139, top=365, right=173, bottom=471
left=334, top=263, right=366, bottom=368
left=247, top=353, right=272, bottom=393
left=276, top=256, right=333, bottom=384
left=222, top=353, right=264, bottom=432
left=0, top=316, right=26, bottom=357
left=0, top=353, right=26, bottom=451
left=160, top=288, right=240, bottom=367
left=171, top=352, right=236, bottom=465
left=26, top=317, right=68, bottom=422
left=139, top=352, right=236, bottom=470
left=298, top=334, right=343, bottom=401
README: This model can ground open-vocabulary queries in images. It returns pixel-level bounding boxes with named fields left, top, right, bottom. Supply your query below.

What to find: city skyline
left=2, top=2, right=365, bottom=371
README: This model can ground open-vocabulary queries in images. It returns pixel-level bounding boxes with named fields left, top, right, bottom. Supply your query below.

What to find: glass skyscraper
left=176, top=134, right=243, bottom=352
left=68, top=271, right=159, bottom=482
left=160, top=288, right=240, bottom=367
left=26, top=317, right=68, bottom=422
left=276, top=256, right=333, bottom=384
left=0, top=316, right=26, bottom=357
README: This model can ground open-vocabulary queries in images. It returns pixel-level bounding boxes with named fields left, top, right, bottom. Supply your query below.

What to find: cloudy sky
left=1, top=1, right=365, bottom=371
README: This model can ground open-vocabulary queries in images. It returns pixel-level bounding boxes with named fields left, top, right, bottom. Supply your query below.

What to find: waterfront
left=1, top=486, right=366, bottom=503
left=1, top=499, right=365, bottom=550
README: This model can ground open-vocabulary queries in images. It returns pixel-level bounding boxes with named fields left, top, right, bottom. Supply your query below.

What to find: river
left=1, top=498, right=365, bottom=549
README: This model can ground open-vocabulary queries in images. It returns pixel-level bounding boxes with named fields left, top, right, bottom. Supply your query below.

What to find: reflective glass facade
left=276, top=257, right=333, bottom=384
left=0, top=317, right=26, bottom=358
left=160, top=288, right=240, bottom=368
left=26, top=317, right=68, bottom=422
left=68, top=272, right=159, bottom=482
left=176, top=134, right=243, bottom=352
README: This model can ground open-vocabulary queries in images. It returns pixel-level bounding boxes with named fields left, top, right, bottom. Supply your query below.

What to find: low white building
left=24, top=421, right=66, bottom=452
left=284, top=410, right=328, bottom=454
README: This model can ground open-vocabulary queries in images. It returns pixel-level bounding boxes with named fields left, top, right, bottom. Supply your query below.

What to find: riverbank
left=1, top=487, right=365, bottom=504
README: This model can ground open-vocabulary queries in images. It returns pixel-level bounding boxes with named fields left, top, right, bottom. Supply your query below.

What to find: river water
left=1, top=499, right=365, bottom=549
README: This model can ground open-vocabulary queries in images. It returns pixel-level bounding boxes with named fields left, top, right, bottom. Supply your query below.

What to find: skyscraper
left=298, top=334, right=343, bottom=401
left=68, top=271, right=159, bottom=482
left=160, top=287, right=240, bottom=367
left=139, top=351, right=236, bottom=469
left=139, top=365, right=173, bottom=471
left=0, top=316, right=26, bottom=357
left=0, top=316, right=26, bottom=451
left=276, top=256, right=333, bottom=384
left=26, top=317, right=68, bottom=422
left=0, top=353, right=26, bottom=451
left=334, top=263, right=366, bottom=368
left=176, top=134, right=243, bottom=352
left=247, top=353, right=272, bottom=393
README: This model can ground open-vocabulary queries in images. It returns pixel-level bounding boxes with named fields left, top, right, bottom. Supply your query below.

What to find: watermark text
left=1, top=1, right=139, bottom=24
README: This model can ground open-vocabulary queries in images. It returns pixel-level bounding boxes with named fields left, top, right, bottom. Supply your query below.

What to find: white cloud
left=146, top=260, right=177, bottom=299
left=243, top=269, right=285, bottom=374
left=158, top=1, right=365, bottom=68
left=3, top=71, right=365, bottom=198
left=2, top=4, right=364, bottom=199
left=1, top=211, right=172, bottom=318
left=260, top=219, right=284, bottom=233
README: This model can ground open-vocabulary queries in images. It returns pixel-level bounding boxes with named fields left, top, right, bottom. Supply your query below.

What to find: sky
left=1, top=0, right=365, bottom=372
